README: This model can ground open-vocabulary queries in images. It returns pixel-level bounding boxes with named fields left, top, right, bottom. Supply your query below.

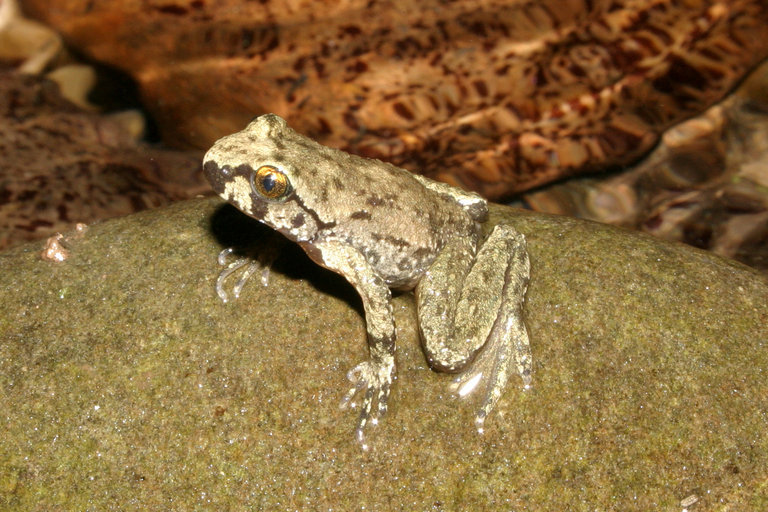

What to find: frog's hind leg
left=417, top=224, right=531, bottom=430
left=458, top=225, right=531, bottom=430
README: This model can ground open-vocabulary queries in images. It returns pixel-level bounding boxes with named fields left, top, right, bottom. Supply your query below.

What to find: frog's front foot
left=214, top=248, right=262, bottom=302
left=215, top=243, right=281, bottom=302
left=340, top=357, right=395, bottom=449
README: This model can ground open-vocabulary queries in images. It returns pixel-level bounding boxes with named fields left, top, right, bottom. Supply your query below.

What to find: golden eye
left=251, top=165, right=291, bottom=200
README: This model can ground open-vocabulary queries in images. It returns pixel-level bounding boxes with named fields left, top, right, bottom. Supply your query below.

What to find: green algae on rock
left=1, top=197, right=767, bottom=509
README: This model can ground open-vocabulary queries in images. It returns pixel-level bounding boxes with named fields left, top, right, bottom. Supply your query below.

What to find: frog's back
left=281, top=127, right=478, bottom=233
left=280, top=128, right=480, bottom=286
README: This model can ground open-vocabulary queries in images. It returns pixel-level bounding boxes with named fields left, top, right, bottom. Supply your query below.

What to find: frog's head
left=203, top=114, right=335, bottom=243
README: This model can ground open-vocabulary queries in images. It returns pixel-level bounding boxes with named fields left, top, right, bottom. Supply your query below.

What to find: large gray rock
left=1, top=197, right=767, bottom=510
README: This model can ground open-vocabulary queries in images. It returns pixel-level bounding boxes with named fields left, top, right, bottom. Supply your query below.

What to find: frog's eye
left=251, top=165, right=291, bottom=201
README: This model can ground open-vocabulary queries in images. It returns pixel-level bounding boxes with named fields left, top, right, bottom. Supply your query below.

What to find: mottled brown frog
left=203, top=114, right=532, bottom=446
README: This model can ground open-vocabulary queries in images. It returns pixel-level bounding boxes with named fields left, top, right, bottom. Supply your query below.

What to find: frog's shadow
left=208, top=203, right=366, bottom=315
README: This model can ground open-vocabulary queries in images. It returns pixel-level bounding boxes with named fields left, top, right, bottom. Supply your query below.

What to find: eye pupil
left=252, top=165, right=290, bottom=200
left=261, top=175, right=277, bottom=192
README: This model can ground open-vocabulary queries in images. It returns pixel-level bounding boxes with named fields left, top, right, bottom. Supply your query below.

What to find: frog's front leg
left=416, top=224, right=531, bottom=430
left=308, top=240, right=396, bottom=448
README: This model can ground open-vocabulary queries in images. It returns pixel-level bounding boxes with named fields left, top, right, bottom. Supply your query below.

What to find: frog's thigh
left=417, top=224, right=529, bottom=374
left=455, top=225, right=531, bottom=421
left=417, top=235, right=477, bottom=370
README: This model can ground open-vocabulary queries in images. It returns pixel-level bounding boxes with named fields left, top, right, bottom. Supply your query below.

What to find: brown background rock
left=0, top=69, right=207, bottom=250
left=20, top=0, right=768, bottom=199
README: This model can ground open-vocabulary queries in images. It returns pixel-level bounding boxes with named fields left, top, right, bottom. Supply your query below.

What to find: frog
left=202, top=114, right=532, bottom=446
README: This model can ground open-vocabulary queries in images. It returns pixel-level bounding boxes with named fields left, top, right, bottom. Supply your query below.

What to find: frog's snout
left=203, top=159, right=231, bottom=194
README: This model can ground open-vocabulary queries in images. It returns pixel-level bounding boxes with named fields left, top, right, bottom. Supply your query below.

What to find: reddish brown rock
left=0, top=69, right=207, bottom=250
left=524, top=59, right=768, bottom=273
left=20, top=0, right=768, bottom=199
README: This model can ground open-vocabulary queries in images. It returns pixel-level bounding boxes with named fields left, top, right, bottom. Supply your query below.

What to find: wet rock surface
left=1, top=197, right=767, bottom=509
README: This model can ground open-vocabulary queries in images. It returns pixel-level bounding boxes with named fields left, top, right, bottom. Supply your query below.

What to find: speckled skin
left=203, top=114, right=532, bottom=444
